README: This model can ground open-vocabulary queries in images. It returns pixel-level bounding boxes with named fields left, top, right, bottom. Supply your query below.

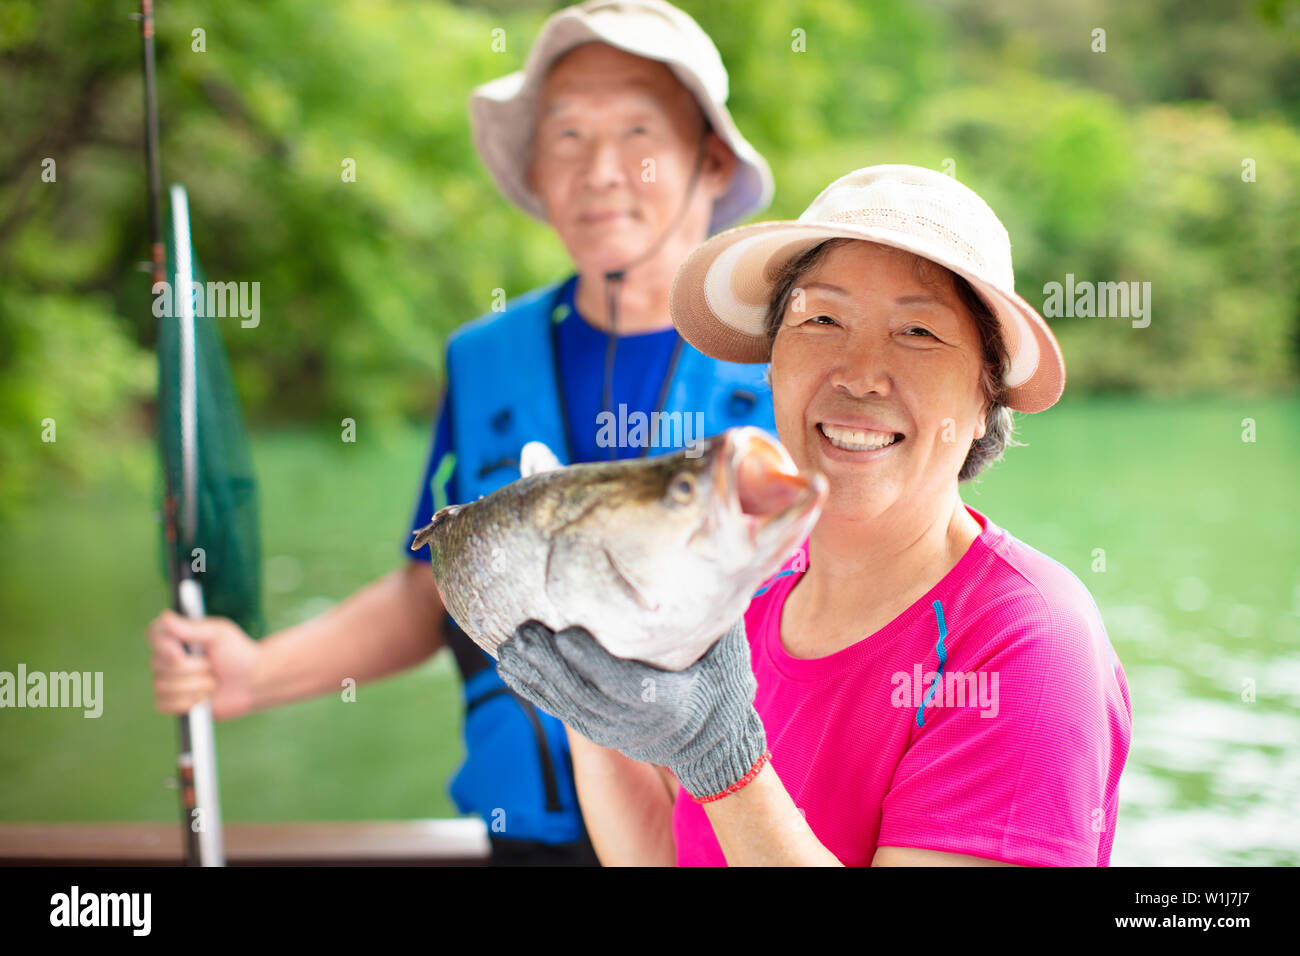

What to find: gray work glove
left=496, top=618, right=768, bottom=801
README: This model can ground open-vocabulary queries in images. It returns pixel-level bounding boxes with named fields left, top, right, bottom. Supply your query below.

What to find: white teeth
left=820, top=423, right=899, bottom=451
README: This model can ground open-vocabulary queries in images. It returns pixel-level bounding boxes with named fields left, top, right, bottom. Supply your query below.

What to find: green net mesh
left=157, top=189, right=264, bottom=638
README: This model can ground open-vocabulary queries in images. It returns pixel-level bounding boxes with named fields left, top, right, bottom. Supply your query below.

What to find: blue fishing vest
left=442, top=276, right=775, bottom=844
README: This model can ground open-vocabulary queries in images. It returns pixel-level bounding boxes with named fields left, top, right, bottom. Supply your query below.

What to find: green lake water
left=2, top=394, right=1296, bottom=865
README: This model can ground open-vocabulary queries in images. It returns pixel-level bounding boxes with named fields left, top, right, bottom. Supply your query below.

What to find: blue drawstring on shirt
left=752, top=568, right=799, bottom=598
left=915, top=600, right=949, bottom=728
left=751, top=576, right=950, bottom=727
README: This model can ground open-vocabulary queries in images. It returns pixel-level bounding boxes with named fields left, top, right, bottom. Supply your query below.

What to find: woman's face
left=769, top=241, right=989, bottom=525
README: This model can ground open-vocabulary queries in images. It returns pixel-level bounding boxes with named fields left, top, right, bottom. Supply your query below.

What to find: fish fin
left=410, top=503, right=463, bottom=551
left=520, top=441, right=562, bottom=478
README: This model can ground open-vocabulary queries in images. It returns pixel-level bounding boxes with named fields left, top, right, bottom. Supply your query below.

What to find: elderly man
left=145, top=0, right=776, bottom=866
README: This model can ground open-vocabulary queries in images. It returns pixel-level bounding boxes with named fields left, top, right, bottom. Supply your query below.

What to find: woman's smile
left=816, top=420, right=905, bottom=455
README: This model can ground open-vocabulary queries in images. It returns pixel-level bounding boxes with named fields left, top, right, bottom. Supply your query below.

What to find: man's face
left=528, top=42, right=734, bottom=276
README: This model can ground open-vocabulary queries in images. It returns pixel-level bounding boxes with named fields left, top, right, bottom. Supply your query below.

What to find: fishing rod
left=136, top=0, right=225, bottom=867
left=139, top=0, right=164, bottom=288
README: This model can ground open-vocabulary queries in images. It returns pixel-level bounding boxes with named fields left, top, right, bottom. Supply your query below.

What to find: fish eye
left=668, top=472, right=697, bottom=503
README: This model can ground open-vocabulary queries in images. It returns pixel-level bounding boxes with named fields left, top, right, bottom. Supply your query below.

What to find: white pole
left=178, top=578, right=225, bottom=866
left=171, top=184, right=226, bottom=867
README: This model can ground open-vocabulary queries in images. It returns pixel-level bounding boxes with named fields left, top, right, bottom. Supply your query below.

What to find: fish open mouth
left=719, top=428, right=827, bottom=533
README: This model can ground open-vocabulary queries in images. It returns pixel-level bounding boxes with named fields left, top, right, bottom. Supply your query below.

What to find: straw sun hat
left=469, top=0, right=774, bottom=234
left=670, top=164, right=1066, bottom=413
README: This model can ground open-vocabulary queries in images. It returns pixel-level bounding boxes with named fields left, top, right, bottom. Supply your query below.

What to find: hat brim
left=669, top=221, right=1066, bottom=413
left=469, top=21, right=773, bottom=233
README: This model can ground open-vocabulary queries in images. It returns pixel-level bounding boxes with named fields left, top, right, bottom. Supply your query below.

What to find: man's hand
left=497, top=619, right=767, bottom=801
left=147, top=609, right=259, bottom=720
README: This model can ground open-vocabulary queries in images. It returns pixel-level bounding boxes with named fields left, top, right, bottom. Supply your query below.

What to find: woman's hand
left=496, top=619, right=767, bottom=801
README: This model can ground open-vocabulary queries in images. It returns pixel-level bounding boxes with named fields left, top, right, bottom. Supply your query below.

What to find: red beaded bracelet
left=692, top=750, right=771, bottom=804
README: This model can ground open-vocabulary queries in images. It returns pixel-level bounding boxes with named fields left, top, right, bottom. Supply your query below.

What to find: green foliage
left=0, top=289, right=153, bottom=516
left=916, top=82, right=1300, bottom=393
left=1, top=0, right=1297, bottom=514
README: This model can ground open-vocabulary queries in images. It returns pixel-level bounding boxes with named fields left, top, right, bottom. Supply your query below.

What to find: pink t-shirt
left=672, top=504, right=1132, bottom=866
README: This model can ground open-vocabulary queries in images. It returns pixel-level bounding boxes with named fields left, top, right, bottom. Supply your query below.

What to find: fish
left=410, top=426, right=827, bottom=671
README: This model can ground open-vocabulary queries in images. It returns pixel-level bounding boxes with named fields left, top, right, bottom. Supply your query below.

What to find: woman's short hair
left=763, top=237, right=1018, bottom=482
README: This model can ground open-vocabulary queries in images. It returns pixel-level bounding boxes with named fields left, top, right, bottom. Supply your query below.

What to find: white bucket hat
left=469, top=0, right=774, bottom=234
left=670, top=164, right=1067, bottom=413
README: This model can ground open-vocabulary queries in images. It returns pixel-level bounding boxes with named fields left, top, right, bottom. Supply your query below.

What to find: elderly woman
left=497, top=164, right=1132, bottom=866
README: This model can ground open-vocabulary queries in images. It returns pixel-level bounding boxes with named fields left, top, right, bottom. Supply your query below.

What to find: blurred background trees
left=2, top=0, right=1298, bottom=511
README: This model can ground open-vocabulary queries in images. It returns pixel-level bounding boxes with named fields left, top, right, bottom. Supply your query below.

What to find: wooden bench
left=0, top=820, right=491, bottom=866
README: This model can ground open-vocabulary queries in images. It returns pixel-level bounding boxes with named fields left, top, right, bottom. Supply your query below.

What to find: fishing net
left=156, top=185, right=264, bottom=637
